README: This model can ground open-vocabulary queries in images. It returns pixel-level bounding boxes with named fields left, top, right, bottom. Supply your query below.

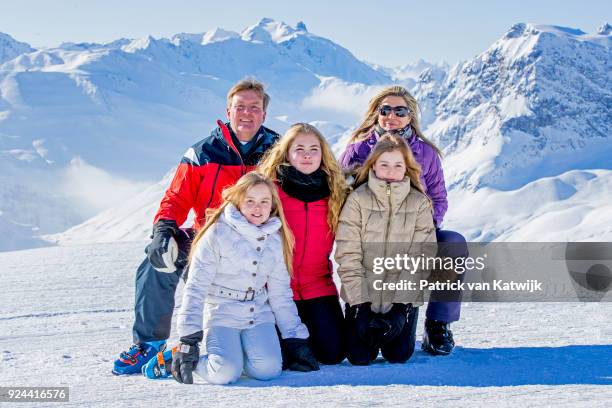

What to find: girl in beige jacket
left=335, top=134, right=437, bottom=365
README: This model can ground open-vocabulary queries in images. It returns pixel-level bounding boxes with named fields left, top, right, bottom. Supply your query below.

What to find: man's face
left=226, top=90, right=266, bottom=142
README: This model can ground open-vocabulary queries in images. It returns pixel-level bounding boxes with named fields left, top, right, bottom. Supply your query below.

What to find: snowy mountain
left=0, top=32, right=35, bottom=65
left=414, top=23, right=611, bottom=191
left=48, top=22, right=612, bottom=245
left=369, top=58, right=449, bottom=89
left=0, top=18, right=396, bottom=250
left=3, top=21, right=612, bottom=248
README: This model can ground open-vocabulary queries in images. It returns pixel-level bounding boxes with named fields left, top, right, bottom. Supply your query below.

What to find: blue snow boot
left=112, top=340, right=166, bottom=375
left=142, top=345, right=178, bottom=379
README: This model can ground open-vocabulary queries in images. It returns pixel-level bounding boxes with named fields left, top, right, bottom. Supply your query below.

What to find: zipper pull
left=386, top=184, right=391, bottom=196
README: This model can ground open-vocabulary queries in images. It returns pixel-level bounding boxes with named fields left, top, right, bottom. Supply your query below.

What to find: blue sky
left=0, top=0, right=609, bottom=66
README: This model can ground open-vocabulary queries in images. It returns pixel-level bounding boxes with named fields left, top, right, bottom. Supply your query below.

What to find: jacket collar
left=366, top=169, right=412, bottom=209
left=372, top=125, right=419, bottom=150
left=215, top=121, right=278, bottom=146
left=222, top=203, right=281, bottom=239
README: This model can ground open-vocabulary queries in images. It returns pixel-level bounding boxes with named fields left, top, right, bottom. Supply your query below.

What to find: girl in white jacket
left=146, top=172, right=319, bottom=384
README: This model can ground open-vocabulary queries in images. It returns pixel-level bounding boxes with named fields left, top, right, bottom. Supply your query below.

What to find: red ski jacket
left=154, top=121, right=279, bottom=230
left=278, top=187, right=338, bottom=300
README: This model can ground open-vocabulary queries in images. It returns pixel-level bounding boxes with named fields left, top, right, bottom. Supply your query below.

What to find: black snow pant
left=132, top=229, right=193, bottom=344
left=294, top=295, right=346, bottom=365
left=345, top=304, right=419, bottom=365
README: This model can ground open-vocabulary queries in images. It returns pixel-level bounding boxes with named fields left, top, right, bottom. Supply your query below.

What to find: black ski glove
left=147, top=219, right=180, bottom=273
left=351, top=302, right=376, bottom=346
left=381, top=303, right=410, bottom=342
left=281, top=338, right=320, bottom=372
left=172, top=331, right=202, bottom=384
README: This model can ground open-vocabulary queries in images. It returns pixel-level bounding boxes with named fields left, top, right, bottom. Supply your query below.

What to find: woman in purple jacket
left=340, top=85, right=468, bottom=356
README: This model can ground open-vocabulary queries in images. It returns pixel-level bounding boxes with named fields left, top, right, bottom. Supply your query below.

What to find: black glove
left=380, top=303, right=410, bottom=342
left=172, top=331, right=202, bottom=384
left=147, top=220, right=180, bottom=273
left=367, top=315, right=392, bottom=346
left=351, top=302, right=375, bottom=345
left=280, top=338, right=320, bottom=372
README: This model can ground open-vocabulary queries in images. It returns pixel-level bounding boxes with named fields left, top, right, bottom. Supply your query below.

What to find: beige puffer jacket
left=335, top=170, right=437, bottom=313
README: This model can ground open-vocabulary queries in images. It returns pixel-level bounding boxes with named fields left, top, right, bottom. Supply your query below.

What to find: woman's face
left=372, top=150, right=406, bottom=182
left=288, top=132, right=322, bottom=175
left=377, top=95, right=411, bottom=131
left=239, top=183, right=273, bottom=225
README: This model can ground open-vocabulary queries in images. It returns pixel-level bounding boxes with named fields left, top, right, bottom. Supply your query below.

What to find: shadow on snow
left=230, top=344, right=612, bottom=388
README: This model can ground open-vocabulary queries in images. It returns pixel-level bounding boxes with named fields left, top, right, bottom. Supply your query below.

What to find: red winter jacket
left=278, top=187, right=338, bottom=300
left=154, top=120, right=279, bottom=229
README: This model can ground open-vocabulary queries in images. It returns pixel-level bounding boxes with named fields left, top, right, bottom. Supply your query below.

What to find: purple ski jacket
left=339, top=127, right=448, bottom=227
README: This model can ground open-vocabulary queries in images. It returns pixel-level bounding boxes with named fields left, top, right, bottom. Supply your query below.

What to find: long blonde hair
left=258, top=123, right=348, bottom=234
left=354, top=133, right=427, bottom=197
left=349, top=85, right=441, bottom=156
left=188, top=172, right=295, bottom=275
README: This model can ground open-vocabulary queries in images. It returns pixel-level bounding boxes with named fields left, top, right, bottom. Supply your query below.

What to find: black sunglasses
left=379, top=105, right=410, bottom=118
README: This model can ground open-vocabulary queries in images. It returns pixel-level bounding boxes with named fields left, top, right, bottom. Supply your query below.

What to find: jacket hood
left=221, top=203, right=282, bottom=238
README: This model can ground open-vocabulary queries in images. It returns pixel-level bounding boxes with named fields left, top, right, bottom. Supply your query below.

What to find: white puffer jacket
left=176, top=203, right=309, bottom=340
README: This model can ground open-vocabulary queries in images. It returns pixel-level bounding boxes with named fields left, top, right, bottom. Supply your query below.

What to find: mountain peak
left=121, top=35, right=157, bottom=53
left=598, top=22, right=611, bottom=35
left=503, top=23, right=595, bottom=41
left=241, top=18, right=299, bottom=43
left=504, top=23, right=529, bottom=39
left=202, top=27, right=239, bottom=44
left=0, top=32, right=35, bottom=64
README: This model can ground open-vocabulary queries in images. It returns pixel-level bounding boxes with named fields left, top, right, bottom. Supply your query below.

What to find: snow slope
left=1, top=242, right=611, bottom=406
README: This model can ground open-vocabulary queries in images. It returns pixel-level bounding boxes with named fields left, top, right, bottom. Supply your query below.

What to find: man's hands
left=147, top=220, right=180, bottom=273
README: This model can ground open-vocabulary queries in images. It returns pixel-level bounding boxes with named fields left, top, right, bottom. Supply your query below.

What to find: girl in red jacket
left=258, top=123, right=348, bottom=365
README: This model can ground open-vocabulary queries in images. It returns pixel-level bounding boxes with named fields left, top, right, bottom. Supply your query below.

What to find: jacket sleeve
left=339, top=140, right=368, bottom=173
left=154, top=157, right=204, bottom=227
left=176, top=226, right=220, bottom=338
left=339, top=144, right=356, bottom=172
left=393, top=199, right=437, bottom=304
left=424, top=152, right=448, bottom=227
left=267, top=235, right=309, bottom=339
left=334, top=192, right=370, bottom=306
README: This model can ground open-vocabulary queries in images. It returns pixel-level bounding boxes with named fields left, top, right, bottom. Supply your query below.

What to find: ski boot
left=142, top=345, right=178, bottom=379
left=112, top=340, right=166, bottom=375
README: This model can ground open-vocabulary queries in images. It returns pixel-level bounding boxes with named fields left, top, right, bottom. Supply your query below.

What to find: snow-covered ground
left=2, top=242, right=611, bottom=406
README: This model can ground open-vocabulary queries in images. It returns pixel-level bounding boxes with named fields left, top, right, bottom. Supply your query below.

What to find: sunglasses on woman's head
left=379, top=105, right=410, bottom=118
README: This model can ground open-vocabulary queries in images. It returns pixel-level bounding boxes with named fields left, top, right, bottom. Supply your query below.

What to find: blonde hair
left=226, top=78, right=271, bottom=111
left=350, top=85, right=441, bottom=156
left=258, top=123, right=348, bottom=234
left=354, top=133, right=427, bottom=197
left=188, top=172, right=295, bottom=275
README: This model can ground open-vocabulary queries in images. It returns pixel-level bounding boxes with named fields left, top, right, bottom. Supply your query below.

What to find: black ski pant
left=132, top=256, right=184, bottom=344
left=294, top=295, right=346, bottom=365
left=132, top=229, right=193, bottom=344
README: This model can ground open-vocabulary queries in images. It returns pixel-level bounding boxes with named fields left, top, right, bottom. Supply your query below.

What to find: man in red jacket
left=113, top=78, right=279, bottom=375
